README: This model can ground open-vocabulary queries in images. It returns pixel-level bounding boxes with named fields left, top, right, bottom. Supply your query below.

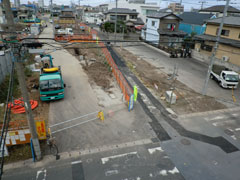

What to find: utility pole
left=114, top=0, right=118, bottom=44
left=199, top=0, right=206, bottom=10
left=202, top=0, right=230, bottom=95
left=2, top=0, right=42, bottom=160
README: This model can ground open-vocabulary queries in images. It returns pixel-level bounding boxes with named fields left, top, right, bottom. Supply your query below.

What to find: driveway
left=123, top=42, right=240, bottom=107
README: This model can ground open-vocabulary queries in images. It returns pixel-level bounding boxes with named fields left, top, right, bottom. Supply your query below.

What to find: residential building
left=52, top=7, right=61, bottom=17
left=129, top=0, right=145, bottom=3
left=99, top=4, right=108, bottom=13
left=0, top=5, right=5, bottom=25
left=56, top=8, right=76, bottom=26
left=142, top=12, right=186, bottom=49
left=104, top=8, right=144, bottom=28
left=14, top=0, right=20, bottom=8
left=168, top=3, right=184, bottom=14
left=199, top=5, right=240, bottom=18
left=84, top=10, right=104, bottom=24
left=179, top=12, right=214, bottom=35
left=107, top=0, right=160, bottom=23
left=194, top=16, right=240, bottom=68
left=38, top=0, right=44, bottom=8
left=18, top=5, right=34, bottom=20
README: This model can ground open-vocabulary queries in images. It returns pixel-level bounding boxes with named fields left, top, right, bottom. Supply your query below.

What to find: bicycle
left=47, top=128, right=59, bottom=156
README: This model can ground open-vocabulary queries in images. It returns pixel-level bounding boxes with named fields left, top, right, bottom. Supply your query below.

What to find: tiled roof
left=179, top=12, right=213, bottom=25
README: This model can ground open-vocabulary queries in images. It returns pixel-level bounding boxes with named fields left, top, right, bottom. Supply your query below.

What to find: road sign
left=36, top=120, right=46, bottom=140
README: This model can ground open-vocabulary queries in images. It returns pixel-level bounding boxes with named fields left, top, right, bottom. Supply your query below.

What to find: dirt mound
left=83, top=62, right=112, bottom=89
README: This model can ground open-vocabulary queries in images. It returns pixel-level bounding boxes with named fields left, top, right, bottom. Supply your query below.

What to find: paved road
left=123, top=42, right=240, bottom=107
left=2, top=142, right=184, bottom=180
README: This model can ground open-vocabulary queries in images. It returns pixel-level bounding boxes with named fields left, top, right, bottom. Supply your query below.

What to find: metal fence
left=0, top=49, right=12, bottom=84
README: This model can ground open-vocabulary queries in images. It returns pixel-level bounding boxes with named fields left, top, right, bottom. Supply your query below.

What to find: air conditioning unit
left=222, top=56, right=229, bottom=61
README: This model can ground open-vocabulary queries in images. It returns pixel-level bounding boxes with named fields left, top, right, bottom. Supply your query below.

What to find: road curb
left=140, top=42, right=170, bottom=57
left=178, top=106, right=240, bottom=119
left=3, top=138, right=154, bottom=171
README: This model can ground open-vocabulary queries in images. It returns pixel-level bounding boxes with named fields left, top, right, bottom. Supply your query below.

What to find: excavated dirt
left=66, top=44, right=113, bottom=90
left=115, top=48, right=226, bottom=115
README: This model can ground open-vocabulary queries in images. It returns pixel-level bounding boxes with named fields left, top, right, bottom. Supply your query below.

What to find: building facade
left=194, top=16, right=240, bottom=68
left=168, top=3, right=184, bottom=14
left=14, top=0, right=20, bottom=8
left=142, top=12, right=186, bottom=49
left=38, top=0, right=44, bottom=8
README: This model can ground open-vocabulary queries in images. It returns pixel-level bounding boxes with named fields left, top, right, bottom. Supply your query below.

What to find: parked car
left=55, top=24, right=61, bottom=29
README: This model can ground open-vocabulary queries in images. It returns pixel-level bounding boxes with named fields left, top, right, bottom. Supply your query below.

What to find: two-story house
left=194, top=16, right=240, bottom=67
left=104, top=8, right=144, bottom=28
left=142, top=12, right=186, bottom=48
left=199, top=5, right=240, bottom=18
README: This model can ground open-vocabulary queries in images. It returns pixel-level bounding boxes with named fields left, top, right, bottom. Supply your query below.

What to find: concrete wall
left=192, top=49, right=240, bottom=73
left=0, top=50, right=12, bottom=84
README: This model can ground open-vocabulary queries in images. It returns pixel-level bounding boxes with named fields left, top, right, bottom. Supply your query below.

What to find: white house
left=83, top=10, right=104, bottom=24
left=107, top=0, right=160, bottom=23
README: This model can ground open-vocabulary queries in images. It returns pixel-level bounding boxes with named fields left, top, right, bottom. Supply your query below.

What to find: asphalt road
left=123, top=42, right=240, bottom=107
left=3, top=142, right=184, bottom=180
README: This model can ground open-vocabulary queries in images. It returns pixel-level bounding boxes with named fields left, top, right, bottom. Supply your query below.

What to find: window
left=152, top=21, right=156, bottom=27
left=200, top=43, right=213, bottom=52
left=238, top=33, right=240, bottom=39
left=130, top=15, right=137, bottom=19
left=216, top=28, right=230, bottom=36
left=167, top=23, right=176, bottom=31
left=146, top=19, right=148, bottom=23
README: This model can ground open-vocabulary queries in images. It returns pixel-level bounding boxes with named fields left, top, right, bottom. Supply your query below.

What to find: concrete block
left=165, top=91, right=176, bottom=104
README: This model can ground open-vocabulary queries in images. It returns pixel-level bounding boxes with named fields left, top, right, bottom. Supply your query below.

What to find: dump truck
left=210, top=64, right=239, bottom=89
left=39, top=54, right=65, bottom=101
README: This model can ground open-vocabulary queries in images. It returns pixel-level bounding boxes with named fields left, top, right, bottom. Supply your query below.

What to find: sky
left=11, top=0, right=240, bottom=10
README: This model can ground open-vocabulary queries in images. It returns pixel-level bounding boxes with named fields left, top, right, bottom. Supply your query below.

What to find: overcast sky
left=11, top=0, right=240, bottom=10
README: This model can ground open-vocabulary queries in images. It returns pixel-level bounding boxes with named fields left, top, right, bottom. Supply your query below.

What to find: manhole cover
left=224, top=129, right=234, bottom=136
left=181, top=138, right=191, bottom=145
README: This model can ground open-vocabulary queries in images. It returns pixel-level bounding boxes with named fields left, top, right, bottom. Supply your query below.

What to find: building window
left=167, top=23, right=176, bottom=31
left=201, top=43, right=213, bottom=52
left=238, top=33, right=240, bottom=39
left=130, top=15, right=137, bottom=19
left=216, top=28, right=230, bottom=36
left=152, top=21, right=156, bottom=27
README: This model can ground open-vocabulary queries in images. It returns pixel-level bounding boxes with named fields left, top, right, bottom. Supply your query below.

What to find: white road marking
left=101, top=152, right=138, bottom=164
left=212, top=120, right=235, bottom=127
left=148, top=147, right=163, bottom=154
left=36, top=168, right=47, bottom=180
left=231, top=135, right=237, bottom=140
left=159, top=170, right=167, bottom=176
left=71, top=160, right=82, bottom=165
left=168, top=167, right=179, bottom=174
left=105, top=170, right=119, bottom=176
left=235, top=128, right=240, bottom=131
left=231, top=113, right=239, bottom=117
left=205, top=116, right=225, bottom=121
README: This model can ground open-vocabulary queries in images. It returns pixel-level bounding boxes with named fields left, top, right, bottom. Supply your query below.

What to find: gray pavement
left=2, top=142, right=184, bottom=180
left=122, top=42, right=240, bottom=107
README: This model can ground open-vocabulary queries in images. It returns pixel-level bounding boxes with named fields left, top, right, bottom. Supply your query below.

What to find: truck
left=39, top=54, right=65, bottom=101
left=210, top=65, right=239, bottom=89
left=57, top=28, right=73, bottom=35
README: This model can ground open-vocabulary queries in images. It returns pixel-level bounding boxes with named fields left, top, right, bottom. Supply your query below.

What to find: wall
left=159, top=16, right=179, bottom=30
left=145, top=17, right=159, bottom=44
left=107, top=0, right=159, bottom=23
left=179, top=23, right=206, bottom=35
left=193, top=43, right=240, bottom=73
left=205, top=24, right=240, bottom=40
left=0, top=50, right=12, bottom=84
